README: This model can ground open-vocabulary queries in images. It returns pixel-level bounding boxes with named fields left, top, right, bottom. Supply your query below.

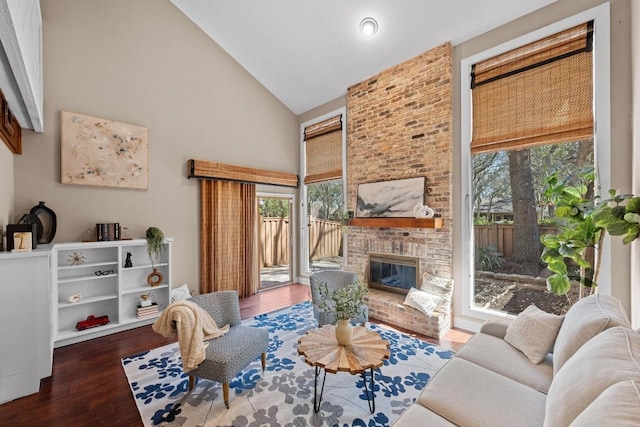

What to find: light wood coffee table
left=297, top=324, right=390, bottom=413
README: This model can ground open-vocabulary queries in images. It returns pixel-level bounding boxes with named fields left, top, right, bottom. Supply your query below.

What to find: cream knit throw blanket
left=152, top=300, right=230, bottom=372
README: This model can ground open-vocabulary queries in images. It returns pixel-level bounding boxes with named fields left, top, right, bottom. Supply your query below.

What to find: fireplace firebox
left=368, top=253, right=420, bottom=294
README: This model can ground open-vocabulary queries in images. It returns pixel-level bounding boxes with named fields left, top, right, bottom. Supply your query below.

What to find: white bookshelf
left=51, top=239, right=172, bottom=347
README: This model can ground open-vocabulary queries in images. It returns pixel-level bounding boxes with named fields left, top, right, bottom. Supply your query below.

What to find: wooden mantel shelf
left=348, top=217, right=444, bottom=229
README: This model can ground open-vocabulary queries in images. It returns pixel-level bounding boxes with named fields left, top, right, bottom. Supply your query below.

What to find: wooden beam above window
left=188, top=159, right=298, bottom=188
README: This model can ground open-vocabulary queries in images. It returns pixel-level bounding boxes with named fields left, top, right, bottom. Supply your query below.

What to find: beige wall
left=453, top=0, right=636, bottom=325
left=0, top=145, right=13, bottom=242
left=13, top=0, right=299, bottom=289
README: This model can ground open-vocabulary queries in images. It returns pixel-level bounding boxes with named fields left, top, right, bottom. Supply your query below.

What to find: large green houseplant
left=540, top=172, right=640, bottom=299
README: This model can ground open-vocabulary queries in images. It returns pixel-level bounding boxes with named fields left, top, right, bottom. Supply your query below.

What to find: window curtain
left=304, top=114, right=343, bottom=184
left=200, top=179, right=258, bottom=298
left=471, top=21, right=594, bottom=154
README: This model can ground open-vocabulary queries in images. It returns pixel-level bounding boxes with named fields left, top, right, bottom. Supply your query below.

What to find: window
left=301, top=109, right=347, bottom=274
left=459, top=5, right=611, bottom=323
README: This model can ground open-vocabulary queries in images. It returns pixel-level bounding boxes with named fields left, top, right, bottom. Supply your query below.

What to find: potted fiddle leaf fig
left=540, top=171, right=639, bottom=300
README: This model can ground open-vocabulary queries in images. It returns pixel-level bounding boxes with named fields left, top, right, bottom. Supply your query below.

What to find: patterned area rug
left=122, top=301, right=454, bottom=426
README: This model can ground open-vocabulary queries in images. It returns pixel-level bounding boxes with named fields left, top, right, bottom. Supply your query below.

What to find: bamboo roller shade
left=471, top=22, right=593, bottom=154
left=304, top=114, right=343, bottom=184
left=189, top=159, right=298, bottom=188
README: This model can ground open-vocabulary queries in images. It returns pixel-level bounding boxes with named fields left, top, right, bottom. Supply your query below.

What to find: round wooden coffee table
left=297, top=324, right=390, bottom=413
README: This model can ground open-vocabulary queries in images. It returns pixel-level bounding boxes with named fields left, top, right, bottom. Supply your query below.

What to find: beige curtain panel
left=471, top=22, right=593, bottom=154
left=304, top=114, right=343, bottom=184
left=200, top=180, right=259, bottom=298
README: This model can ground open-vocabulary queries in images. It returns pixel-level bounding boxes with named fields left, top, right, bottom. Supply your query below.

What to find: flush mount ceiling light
left=359, top=17, right=378, bottom=36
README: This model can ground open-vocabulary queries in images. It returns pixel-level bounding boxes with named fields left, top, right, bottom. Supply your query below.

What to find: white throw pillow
left=404, top=287, right=442, bottom=316
left=420, top=272, right=454, bottom=316
left=504, top=304, right=564, bottom=364
left=170, top=283, right=192, bottom=303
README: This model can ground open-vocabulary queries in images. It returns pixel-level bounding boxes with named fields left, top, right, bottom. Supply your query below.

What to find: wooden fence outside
left=308, top=218, right=343, bottom=261
left=260, top=217, right=342, bottom=267
left=260, top=217, right=290, bottom=267
left=474, top=224, right=558, bottom=258
left=262, top=220, right=557, bottom=267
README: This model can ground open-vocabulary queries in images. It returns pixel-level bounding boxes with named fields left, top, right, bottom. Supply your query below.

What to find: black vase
left=29, top=201, right=57, bottom=244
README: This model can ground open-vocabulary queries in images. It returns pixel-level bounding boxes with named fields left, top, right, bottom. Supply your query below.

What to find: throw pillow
left=404, top=287, right=442, bottom=316
left=420, top=272, right=454, bottom=316
left=504, top=304, right=564, bottom=364
left=170, top=283, right=192, bottom=303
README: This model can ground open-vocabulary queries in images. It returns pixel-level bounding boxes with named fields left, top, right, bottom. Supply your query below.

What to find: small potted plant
left=145, top=227, right=165, bottom=286
left=317, top=279, right=368, bottom=345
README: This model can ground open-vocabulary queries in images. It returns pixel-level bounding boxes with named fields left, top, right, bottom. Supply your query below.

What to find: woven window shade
left=304, top=115, right=342, bottom=184
left=471, top=22, right=593, bottom=154
left=200, top=180, right=258, bottom=297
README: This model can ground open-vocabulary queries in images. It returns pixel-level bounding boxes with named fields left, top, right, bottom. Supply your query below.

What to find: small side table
left=297, top=324, right=390, bottom=413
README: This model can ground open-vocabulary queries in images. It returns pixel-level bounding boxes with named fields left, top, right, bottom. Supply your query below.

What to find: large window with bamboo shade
left=302, top=109, right=346, bottom=274
left=459, top=7, right=612, bottom=323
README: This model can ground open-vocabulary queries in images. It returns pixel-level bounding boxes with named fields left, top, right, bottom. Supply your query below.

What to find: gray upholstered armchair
left=309, top=270, right=369, bottom=325
left=187, top=290, right=269, bottom=408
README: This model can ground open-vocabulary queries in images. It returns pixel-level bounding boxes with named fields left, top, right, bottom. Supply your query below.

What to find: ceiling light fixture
left=359, top=17, right=378, bottom=36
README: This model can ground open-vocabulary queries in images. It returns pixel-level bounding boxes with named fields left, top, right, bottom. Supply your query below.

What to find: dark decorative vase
left=29, top=201, right=57, bottom=244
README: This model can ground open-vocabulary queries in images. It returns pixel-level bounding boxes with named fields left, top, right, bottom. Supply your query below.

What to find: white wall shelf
left=51, top=238, right=172, bottom=347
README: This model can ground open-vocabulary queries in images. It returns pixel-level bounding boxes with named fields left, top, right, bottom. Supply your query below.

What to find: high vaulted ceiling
left=169, top=0, right=557, bottom=115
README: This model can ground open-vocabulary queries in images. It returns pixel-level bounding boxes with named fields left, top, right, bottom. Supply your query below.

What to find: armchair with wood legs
left=187, top=290, right=269, bottom=408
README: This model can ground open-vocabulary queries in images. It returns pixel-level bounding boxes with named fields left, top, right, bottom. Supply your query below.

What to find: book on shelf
left=136, top=312, right=158, bottom=319
left=136, top=302, right=158, bottom=318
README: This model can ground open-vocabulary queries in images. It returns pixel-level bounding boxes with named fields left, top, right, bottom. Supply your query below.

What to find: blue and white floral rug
left=122, top=301, right=454, bottom=427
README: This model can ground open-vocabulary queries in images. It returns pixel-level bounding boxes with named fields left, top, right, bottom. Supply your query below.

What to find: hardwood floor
left=0, top=283, right=471, bottom=426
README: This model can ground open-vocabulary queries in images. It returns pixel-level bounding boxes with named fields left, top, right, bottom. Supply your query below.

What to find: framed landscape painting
left=356, top=177, right=425, bottom=217
left=61, top=111, right=149, bottom=189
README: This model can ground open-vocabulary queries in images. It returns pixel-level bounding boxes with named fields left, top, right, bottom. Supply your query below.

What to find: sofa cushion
left=478, top=318, right=512, bottom=339
left=553, top=293, right=630, bottom=374
left=545, top=327, right=640, bottom=427
left=418, top=358, right=546, bottom=427
left=391, top=404, right=457, bottom=426
left=456, top=332, right=553, bottom=393
left=403, top=287, right=442, bottom=315
left=504, top=304, right=564, bottom=364
left=569, top=381, right=640, bottom=427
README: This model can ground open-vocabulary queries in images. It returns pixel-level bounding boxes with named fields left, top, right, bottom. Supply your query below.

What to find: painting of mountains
left=356, top=177, right=425, bottom=217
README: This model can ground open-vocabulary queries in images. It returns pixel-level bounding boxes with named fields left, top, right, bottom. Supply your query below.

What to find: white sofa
left=392, top=293, right=640, bottom=426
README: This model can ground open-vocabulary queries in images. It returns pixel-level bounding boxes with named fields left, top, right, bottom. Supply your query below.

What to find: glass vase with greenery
left=317, top=279, right=368, bottom=321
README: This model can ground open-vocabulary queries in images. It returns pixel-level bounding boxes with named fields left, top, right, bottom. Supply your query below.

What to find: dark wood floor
left=0, top=284, right=471, bottom=426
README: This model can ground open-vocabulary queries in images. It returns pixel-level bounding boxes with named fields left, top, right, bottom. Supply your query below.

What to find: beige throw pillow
left=504, top=304, right=564, bottom=364
left=404, top=287, right=442, bottom=316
